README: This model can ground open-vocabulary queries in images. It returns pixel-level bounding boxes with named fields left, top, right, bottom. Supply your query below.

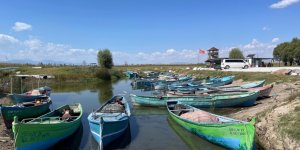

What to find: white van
left=221, top=59, right=250, bottom=69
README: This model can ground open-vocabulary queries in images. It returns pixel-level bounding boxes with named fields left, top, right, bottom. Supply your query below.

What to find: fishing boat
left=130, top=91, right=259, bottom=108
left=8, top=86, right=52, bottom=103
left=248, top=84, right=273, bottom=98
left=202, top=76, right=235, bottom=87
left=88, top=96, right=131, bottom=148
left=8, top=74, right=54, bottom=103
left=0, top=96, right=51, bottom=129
left=218, top=80, right=265, bottom=90
left=13, top=103, right=82, bottom=150
left=166, top=100, right=255, bottom=149
left=166, top=82, right=270, bottom=98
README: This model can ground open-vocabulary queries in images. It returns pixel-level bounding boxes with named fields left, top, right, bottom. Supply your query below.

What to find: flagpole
left=198, top=51, right=200, bottom=64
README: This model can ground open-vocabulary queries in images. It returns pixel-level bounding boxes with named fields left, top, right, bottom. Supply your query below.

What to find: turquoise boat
left=166, top=101, right=255, bottom=150
left=130, top=91, right=259, bottom=107
left=0, top=97, right=51, bottom=129
left=13, top=103, right=82, bottom=150
left=218, top=80, right=265, bottom=91
left=88, top=96, right=131, bottom=148
left=202, top=76, right=235, bottom=87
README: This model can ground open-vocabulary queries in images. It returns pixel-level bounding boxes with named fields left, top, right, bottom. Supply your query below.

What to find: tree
left=229, top=48, right=244, bottom=59
left=97, top=49, right=113, bottom=69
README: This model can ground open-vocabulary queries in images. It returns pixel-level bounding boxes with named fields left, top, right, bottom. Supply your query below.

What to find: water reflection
left=167, top=116, right=225, bottom=150
left=96, top=81, right=113, bottom=104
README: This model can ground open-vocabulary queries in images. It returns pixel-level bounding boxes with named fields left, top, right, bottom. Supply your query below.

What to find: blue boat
left=88, top=96, right=131, bottom=148
left=8, top=86, right=52, bottom=103
left=125, top=71, right=138, bottom=79
left=202, top=76, right=235, bottom=87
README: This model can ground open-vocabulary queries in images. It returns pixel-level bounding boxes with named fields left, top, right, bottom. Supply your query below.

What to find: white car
left=221, top=59, right=250, bottom=69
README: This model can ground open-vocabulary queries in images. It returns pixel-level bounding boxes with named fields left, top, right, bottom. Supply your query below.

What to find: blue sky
left=1, top=0, right=300, bottom=64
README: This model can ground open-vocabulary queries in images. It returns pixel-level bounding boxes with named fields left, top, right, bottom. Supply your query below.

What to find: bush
left=95, top=68, right=111, bottom=80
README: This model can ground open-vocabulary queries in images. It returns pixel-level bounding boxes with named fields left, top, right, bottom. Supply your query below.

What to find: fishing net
left=180, top=110, right=219, bottom=123
left=101, top=103, right=124, bottom=113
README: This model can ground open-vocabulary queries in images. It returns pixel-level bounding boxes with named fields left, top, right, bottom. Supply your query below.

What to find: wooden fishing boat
left=88, top=96, right=131, bottom=148
left=9, top=86, right=52, bottom=103
left=248, top=84, right=273, bottom=98
left=166, top=83, right=271, bottom=98
left=0, top=97, right=51, bottom=129
left=130, top=91, right=259, bottom=108
left=12, top=103, right=82, bottom=150
left=166, top=101, right=255, bottom=149
left=201, top=76, right=235, bottom=87
left=218, top=80, right=265, bottom=90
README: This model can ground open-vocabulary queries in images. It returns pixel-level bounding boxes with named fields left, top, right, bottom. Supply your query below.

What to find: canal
left=47, top=79, right=229, bottom=150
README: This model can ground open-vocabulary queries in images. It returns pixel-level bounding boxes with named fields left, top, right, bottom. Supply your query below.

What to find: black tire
left=244, top=65, right=249, bottom=69
left=225, top=65, right=230, bottom=69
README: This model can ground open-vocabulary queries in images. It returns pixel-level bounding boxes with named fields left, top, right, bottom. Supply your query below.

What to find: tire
left=225, top=65, right=230, bottom=69
left=244, top=65, right=249, bottom=69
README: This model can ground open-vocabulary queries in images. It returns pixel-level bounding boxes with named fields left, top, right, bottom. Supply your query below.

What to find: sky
left=0, top=0, right=300, bottom=65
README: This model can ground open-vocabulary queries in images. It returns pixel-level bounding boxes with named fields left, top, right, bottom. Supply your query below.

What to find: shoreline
left=229, top=82, right=300, bottom=149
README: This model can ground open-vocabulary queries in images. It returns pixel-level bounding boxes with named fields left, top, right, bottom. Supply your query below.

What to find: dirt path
left=229, top=82, right=300, bottom=149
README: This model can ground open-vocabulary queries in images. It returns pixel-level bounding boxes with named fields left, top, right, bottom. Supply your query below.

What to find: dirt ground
left=229, top=82, right=300, bottom=149
left=0, top=96, right=14, bottom=150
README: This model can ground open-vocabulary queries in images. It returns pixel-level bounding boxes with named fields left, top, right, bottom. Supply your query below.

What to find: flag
left=199, top=49, right=205, bottom=54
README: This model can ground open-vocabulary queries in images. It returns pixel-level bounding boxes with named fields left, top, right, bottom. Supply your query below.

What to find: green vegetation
left=279, top=103, right=300, bottom=140
left=273, top=37, right=300, bottom=66
left=97, top=49, right=113, bottom=69
left=229, top=48, right=244, bottom=59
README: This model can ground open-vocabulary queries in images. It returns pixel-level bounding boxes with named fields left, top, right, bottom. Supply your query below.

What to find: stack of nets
left=101, top=103, right=124, bottom=113
left=180, top=110, right=219, bottom=123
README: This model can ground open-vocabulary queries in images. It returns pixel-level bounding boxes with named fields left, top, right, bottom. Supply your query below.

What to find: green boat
left=130, top=91, right=259, bottom=108
left=0, top=97, right=51, bottom=129
left=166, top=100, right=255, bottom=150
left=167, top=116, right=226, bottom=150
left=12, top=103, right=83, bottom=150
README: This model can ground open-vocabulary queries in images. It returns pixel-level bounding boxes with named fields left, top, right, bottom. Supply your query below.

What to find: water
left=47, top=80, right=229, bottom=150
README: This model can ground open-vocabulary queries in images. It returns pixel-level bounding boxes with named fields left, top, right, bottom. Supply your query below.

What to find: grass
left=279, top=109, right=300, bottom=140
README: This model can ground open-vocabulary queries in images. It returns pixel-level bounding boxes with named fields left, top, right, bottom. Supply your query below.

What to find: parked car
left=221, top=59, right=250, bottom=69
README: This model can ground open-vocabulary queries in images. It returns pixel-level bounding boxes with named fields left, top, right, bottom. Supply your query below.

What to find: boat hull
left=88, top=115, right=129, bottom=146
left=8, top=94, right=47, bottom=103
left=13, top=103, right=82, bottom=150
left=167, top=101, right=255, bottom=149
left=88, top=96, right=131, bottom=147
left=130, top=91, right=259, bottom=108
left=0, top=100, right=51, bottom=129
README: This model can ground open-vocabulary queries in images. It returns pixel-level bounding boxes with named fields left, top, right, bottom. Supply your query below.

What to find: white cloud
left=262, top=26, right=270, bottom=31
left=221, top=38, right=279, bottom=58
left=0, top=33, right=98, bottom=64
left=272, top=38, right=280, bottom=43
left=12, top=22, right=32, bottom=31
left=270, top=0, right=300, bottom=9
left=112, top=49, right=207, bottom=65
left=24, top=38, right=42, bottom=50
left=0, top=34, right=19, bottom=43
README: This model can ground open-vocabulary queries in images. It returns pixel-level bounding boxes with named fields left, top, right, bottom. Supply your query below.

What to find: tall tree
left=229, top=48, right=244, bottom=59
left=97, top=49, right=114, bottom=69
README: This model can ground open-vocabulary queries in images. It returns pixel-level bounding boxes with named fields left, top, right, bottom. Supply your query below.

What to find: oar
left=99, top=116, right=104, bottom=150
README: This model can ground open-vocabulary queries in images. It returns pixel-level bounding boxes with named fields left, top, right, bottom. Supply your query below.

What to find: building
left=207, top=47, right=219, bottom=60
